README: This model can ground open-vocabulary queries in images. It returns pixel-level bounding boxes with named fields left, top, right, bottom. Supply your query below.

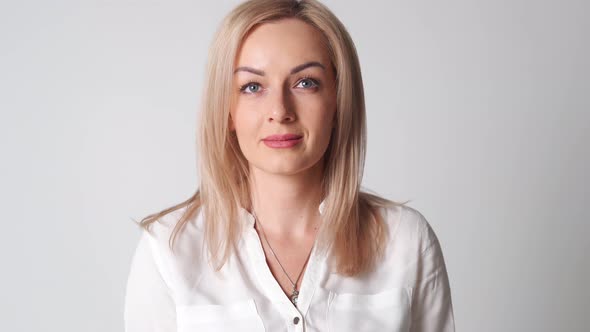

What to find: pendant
left=291, top=288, right=299, bottom=306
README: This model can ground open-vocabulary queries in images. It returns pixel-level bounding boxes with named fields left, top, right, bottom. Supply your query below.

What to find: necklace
left=251, top=210, right=314, bottom=307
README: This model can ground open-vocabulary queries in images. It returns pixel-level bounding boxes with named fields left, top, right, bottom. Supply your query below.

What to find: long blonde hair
left=138, top=0, right=408, bottom=277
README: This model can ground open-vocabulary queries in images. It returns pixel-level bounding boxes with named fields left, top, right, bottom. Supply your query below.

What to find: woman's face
left=230, top=18, right=337, bottom=176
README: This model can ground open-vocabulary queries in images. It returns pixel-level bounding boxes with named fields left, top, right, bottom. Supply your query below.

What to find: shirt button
left=293, top=316, right=300, bottom=325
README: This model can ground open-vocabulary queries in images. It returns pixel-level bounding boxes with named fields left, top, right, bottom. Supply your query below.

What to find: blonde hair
left=138, top=0, right=409, bottom=277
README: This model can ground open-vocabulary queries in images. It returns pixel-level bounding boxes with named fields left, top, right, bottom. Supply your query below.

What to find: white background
left=1, top=0, right=588, bottom=331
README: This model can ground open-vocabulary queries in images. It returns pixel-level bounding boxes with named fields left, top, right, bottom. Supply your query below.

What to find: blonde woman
left=124, top=0, right=455, bottom=331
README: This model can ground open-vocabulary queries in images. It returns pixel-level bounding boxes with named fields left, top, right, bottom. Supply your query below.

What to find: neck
left=247, top=160, right=325, bottom=238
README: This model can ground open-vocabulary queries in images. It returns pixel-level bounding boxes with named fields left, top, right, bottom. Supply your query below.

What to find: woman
left=124, top=0, right=455, bottom=331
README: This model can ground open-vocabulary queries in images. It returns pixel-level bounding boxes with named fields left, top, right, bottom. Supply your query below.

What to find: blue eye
left=239, top=77, right=320, bottom=94
left=239, top=82, right=261, bottom=94
left=296, top=77, right=319, bottom=89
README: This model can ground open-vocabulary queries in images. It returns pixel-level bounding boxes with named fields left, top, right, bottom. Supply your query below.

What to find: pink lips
left=262, top=133, right=303, bottom=148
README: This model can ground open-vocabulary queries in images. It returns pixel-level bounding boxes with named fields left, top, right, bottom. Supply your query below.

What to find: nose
left=267, top=87, right=295, bottom=123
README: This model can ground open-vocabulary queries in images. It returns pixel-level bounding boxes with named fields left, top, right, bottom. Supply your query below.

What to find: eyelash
left=238, top=76, right=321, bottom=94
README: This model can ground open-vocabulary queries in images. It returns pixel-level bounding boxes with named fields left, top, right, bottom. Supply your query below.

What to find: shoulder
left=137, top=205, right=207, bottom=295
left=142, top=205, right=205, bottom=252
left=378, top=203, right=439, bottom=255
left=360, top=191, right=436, bottom=253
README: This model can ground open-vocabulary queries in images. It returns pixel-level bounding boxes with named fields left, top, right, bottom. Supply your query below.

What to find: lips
left=262, top=133, right=303, bottom=141
left=262, top=133, right=303, bottom=149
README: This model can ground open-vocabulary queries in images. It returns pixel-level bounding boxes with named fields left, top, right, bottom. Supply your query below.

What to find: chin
left=262, top=163, right=308, bottom=176
left=255, top=155, right=323, bottom=176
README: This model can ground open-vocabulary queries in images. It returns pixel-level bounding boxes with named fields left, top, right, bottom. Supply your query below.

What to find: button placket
left=245, top=226, right=306, bottom=327
left=240, top=202, right=330, bottom=331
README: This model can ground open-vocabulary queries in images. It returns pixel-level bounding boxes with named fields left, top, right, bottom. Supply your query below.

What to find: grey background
left=1, top=0, right=588, bottom=331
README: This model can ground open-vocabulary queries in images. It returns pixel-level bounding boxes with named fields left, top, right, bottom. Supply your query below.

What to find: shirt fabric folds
left=124, top=202, right=455, bottom=332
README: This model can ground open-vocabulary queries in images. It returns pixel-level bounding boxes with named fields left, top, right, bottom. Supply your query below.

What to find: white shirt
left=124, top=201, right=455, bottom=332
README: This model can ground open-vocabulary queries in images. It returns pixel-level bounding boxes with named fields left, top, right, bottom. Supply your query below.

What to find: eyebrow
left=233, top=61, right=326, bottom=76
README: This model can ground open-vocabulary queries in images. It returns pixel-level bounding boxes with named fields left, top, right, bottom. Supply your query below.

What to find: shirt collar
left=239, top=199, right=326, bottom=229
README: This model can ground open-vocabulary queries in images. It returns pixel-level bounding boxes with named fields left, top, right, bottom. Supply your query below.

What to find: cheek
left=232, top=108, right=260, bottom=147
left=231, top=101, right=252, bottom=130
left=230, top=96, right=254, bottom=130
left=313, top=98, right=336, bottom=131
left=306, top=110, right=335, bottom=146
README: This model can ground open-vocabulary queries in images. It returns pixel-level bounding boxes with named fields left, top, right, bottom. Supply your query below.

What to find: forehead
left=235, top=18, right=330, bottom=69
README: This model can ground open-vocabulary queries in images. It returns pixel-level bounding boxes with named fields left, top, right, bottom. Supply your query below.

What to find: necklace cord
left=251, top=210, right=314, bottom=303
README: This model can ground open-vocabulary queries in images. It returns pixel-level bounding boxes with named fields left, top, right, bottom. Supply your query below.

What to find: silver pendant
left=291, top=288, right=299, bottom=306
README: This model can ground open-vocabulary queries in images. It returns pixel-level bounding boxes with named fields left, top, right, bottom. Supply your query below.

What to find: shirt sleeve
left=410, top=220, right=456, bottom=332
left=124, top=230, right=177, bottom=332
